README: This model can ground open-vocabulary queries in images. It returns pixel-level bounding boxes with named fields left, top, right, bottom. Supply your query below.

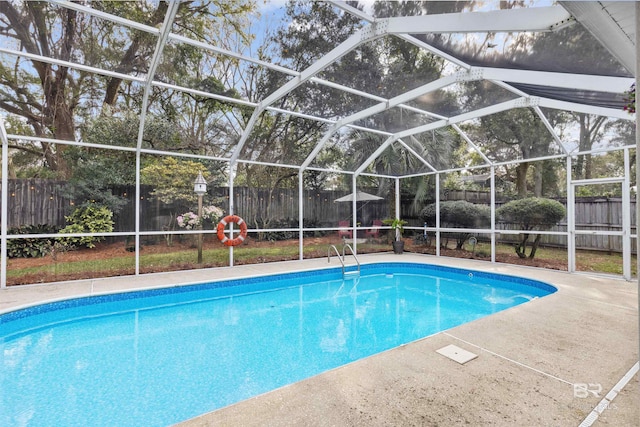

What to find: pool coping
left=1, top=253, right=638, bottom=426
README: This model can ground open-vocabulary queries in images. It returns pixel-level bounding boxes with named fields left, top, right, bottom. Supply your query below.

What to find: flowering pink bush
left=176, top=212, right=199, bottom=229
left=177, top=206, right=224, bottom=230
left=201, top=205, right=224, bottom=224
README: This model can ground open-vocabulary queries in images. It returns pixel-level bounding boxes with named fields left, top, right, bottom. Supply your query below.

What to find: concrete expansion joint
left=443, top=331, right=639, bottom=426
left=442, top=332, right=573, bottom=385
left=565, top=294, right=638, bottom=312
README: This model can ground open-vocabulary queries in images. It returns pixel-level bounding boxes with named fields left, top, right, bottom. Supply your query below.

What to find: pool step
left=328, top=243, right=361, bottom=279
left=344, top=269, right=360, bottom=279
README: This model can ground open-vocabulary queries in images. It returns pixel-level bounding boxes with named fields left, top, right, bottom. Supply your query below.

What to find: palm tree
left=344, top=126, right=459, bottom=214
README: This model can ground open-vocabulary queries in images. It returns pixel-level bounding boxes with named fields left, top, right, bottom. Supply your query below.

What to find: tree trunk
left=48, top=96, right=74, bottom=178
left=533, top=164, right=543, bottom=197
left=574, top=113, right=606, bottom=180
left=574, top=155, right=584, bottom=180
left=103, top=3, right=168, bottom=106
left=528, top=234, right=543, bottom=259
left=515, top=233, right=529, bottom=258
left=584, top=154, right=593, bottom=180
left=516, top=162, right=529, bottom=197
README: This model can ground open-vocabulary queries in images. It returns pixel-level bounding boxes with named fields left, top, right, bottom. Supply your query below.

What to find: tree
left=480, top=108, right=553, bottom=197
left=61, top=110, right=213, bottom=214
left=328, top=1, right=461, bottom=211
left=497, top=197, right=566, bottom=259
left=230, top=0, right=368, bottom=230
left=451, top=16, right=627, bottom=196
left=61, top=146, right=133, bottom=215
left=0, top=1, right=256, bottom=178
left=140, top=157, right=210, bottom=211
left=572, top=114, right=608, bottom=180
left=420, top=200, right=490, bottom=249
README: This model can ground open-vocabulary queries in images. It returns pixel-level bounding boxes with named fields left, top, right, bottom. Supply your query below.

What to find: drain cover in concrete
left=436, top=344, right=478, bottom=364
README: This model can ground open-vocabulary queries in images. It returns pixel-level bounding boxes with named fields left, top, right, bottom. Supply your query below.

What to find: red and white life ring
left=216, top=215, right=248, bottom=247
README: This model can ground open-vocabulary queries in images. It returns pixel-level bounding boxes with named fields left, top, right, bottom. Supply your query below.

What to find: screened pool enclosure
left=0, top=1, right=638, bottom=287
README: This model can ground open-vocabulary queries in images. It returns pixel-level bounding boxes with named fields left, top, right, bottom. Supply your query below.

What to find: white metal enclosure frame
left=0, top=1, right=637, bottom=289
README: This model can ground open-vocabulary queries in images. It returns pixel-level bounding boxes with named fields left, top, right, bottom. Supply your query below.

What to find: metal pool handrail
left=342, top=243, right=360, bottom=275
left=328, top=245, right=345, bottom=276
left=328, top=243, right=360, bottom=278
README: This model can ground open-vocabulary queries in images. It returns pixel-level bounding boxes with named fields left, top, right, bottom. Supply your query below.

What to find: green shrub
left=421, top=200, right=491, bottom=228
left=497, top=197, right=566, bottom=259
left=256, top=218, right=297, bottom=241
left=59, top=205, right=114, bottom=249
left=7, top=224, right=60, bottom=258
left=420, top=200, right=490, bottom=249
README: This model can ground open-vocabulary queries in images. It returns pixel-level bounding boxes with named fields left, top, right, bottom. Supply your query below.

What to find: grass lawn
left=465, top=241, right=636, bottom=276
left=7, top=244, right=305, bottom=280
left=5, top=237, right=635, bottom=285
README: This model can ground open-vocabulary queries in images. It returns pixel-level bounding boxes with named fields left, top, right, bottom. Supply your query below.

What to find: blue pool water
left=0, top=262, right=555, bottom=426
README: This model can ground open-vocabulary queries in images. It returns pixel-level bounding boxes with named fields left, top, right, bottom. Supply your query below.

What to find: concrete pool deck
left=1, top=254, right=638, bottom=426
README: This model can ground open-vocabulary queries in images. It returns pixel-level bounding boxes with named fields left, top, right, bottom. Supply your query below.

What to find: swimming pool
left=0, top=262, right=556, bottom=426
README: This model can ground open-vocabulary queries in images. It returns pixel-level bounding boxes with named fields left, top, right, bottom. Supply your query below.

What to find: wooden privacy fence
left=495, top=198, right=637, bottom=252
left=0, top=180, right=390, bottom=231
left=210, top=187, right=390, bottom=228
left=3, top=179, right=70, bottom=228
left=1, top=179, right=635, bottom=252
left=401, top=196, right=637, bottom=253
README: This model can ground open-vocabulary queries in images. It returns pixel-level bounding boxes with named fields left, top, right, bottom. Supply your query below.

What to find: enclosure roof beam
left=489, top=80, right=531, bottom=98
left=57, top=0, right=445, bottom=118
left=481, top=67, right=633, bottom=93
left=354, top=136, right=398, bottom=175
left=399, top=152, right=570, bottom=179
left=56, top=0, right=464, bottom=127
left=450, top=124, right=492, bottom=166
left=532, top=106, right=570, bottom=156
left=169, top=33, right=298, bottom=77
left=256, top=22, right=386, bottom=105
left=300, top=124, right=341, bottom=171
left=333, top=2, right=631, bottom=122
left=52, top=0, right=161, bottom=34
left=560, top=1, right=635, bottom=75
left=399, top=137, right=438, bottom=173
left=135, top=1, right=181, bottom=151
left=0, top=45, right=396, bottom=132
left=331, top=0, right=472, bottom=69
left=334, top=2, right=571, bottom=35
left=354, top=99, right=522, bottom=176
left=538, top=98, right=633, bottom=120
left=228, top=22, right=389, bottom=167
left=407, top=143, right=636, bottom=179
left=153, top=82, right=392, bottom=137
left=172, top=22, right=453, bottom=122
left=0, top=47, right=146, bottom=83
left=44, top=3, right=605, bottom=159
left=346, top=72, right=461, bottom=123
left=396, top=99, right=524, bottom=140
left=398, top=103, right=449, bottom=121
left=300, top=72, right=466, bottom=170
left=385, top=6, right=572, bottom=34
